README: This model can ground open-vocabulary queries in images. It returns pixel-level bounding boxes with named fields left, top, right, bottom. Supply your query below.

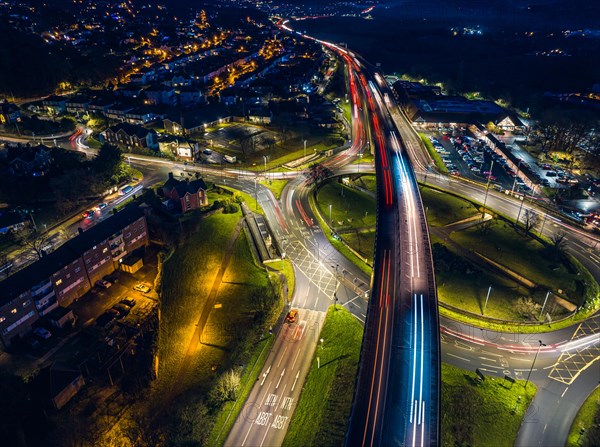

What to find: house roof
left=106, top=122, right=156, bottom=139
left=0, top=102, right=20, bottom=114
left=163, top=174, right=207, bottom=197
left=0, top=205, right=145, bottom=305
left=0, top=211, right=26, bottom=230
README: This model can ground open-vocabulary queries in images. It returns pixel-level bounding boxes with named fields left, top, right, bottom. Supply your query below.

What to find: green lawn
left=419, top=133, right=448, bottom=173
left=265, top=258, right=296, bottom=303
left=341, top=229, right=376, bottom=263
left=283, top=306, right=363, bottom=447
left=355, top=174, right=377, bottom=193
left=451, top=223, right=582, bottom=302
left=420, top=185, right=479, bottom=227
left=154, top=212, right=285, bottom=444
left=260, top=179, right=288, bottom=200
left=441, top=363, right=537, bottom=447
left=316, top=180, right=376, bottom=229
left=566, top=385, right=600, bottom=447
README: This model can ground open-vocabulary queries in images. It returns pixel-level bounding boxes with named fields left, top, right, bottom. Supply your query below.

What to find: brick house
left=100, top=122, right=159, bottom=151
left=162, top=172, right=208, bottom=213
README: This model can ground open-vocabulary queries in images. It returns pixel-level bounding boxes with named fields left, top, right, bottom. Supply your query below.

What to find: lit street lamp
left=329, top=204, right=332, bottom=224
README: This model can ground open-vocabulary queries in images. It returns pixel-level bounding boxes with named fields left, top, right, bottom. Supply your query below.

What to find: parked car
left=97, top=203, right=108, bottom=210
left=112, top=304, right=130, bottom=318
left=285, top=309, right=298, bottom=323
left=133, top=283, right=151, bottom=293
left=120, top=298, right=137, bottom=308
left=96, top=311, right=117, bottom=328
left=33, top=327, right=52, bottom=339
left=546, top=171, right=557, bottom=177
left=96, top=279, right=112, bottom=289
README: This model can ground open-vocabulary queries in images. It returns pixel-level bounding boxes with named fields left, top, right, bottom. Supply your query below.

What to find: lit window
left=103, top=247, right=108, bottom=253
left=55, top=279, right=62, bottom=286
left=11, top=308, right=17, bottom=314
left=0, top=317, right=5, bottom=323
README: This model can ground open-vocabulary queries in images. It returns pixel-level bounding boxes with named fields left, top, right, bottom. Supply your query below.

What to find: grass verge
left=441, top=363, right=537, bottom=447
left=260, top=179, right=289, bottom=200
left=315, top=180, right=376, bottom=229
left=566, top=385, right=600, bottom=447
left=420, top=185, right=479, bottom=226
left=283, top=306, right=363, bottom=447
left=419, top=132, right=448, bottom=173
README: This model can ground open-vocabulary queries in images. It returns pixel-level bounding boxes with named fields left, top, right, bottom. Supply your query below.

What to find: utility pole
left=516, top=190, right=527, bottom=226
left=525, top=340, right=546, bottom=389
left=329, top=204, right=332, bottom=225
left=539, top=212, right=548, bottom=237
left=303, top=139, right=307, bottom=158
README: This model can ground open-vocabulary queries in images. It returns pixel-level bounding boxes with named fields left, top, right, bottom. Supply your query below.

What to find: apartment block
left=0, top=205, right=149, bottom=348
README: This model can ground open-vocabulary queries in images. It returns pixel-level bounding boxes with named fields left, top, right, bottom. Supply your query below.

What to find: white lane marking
left=260, top=365, right=271, bottom=386
left=241, top=424, right=253, bottom=446
left=447, top=353, right=470, bottom=362
left=277, top=346, right=288, bottom=368
left=561, top=387, right=569, bottom=398
left=259, top=381, right=272, bottom=406
left=291, top=371, right=300, bottom=392
left=292, top=349, right=301, bottom=369
left=276, top=369, right=286, bottom=389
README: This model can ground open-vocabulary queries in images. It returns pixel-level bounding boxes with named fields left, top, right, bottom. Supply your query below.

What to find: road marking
left=281, top=396, right=294, bottom=411
left=260, top=365, right=271, bottom=386
left=276, top=369, right=286, bottom=389
left=481, top=363, right=502, bottom=369
left=241, top=425, right=253, bottom=446
left=277, top=346, right=288, bottom=367
left=352, top=314, right=365, bottom=323
left=479, top=357, right=497, bottom=362
left=265, top=394, right=278, bottom=407
left=447, top=353, right=470, bottom=362
left=259, top=416, right=272, bottom=447
left=291, top=370, right=300, bottom=392
left=561, top=387, right=569, bottom=398
left=260, top=381, right=272, bottom=406
left=292, top=349, right=301, bottom=369
left=479, top=368, right=500, bottom=374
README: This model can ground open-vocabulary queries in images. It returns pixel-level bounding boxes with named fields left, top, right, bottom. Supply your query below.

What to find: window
left=74, top=267, right=81, bottom=273
left=55, top=279, right=62, bottom=286
left=11, top=308, right=17, bottom=314
left=103, top=247, right=108, bottom=253
left=0, top=317, right=5, bottom=323
left=22, top=300, right=30, bottom=308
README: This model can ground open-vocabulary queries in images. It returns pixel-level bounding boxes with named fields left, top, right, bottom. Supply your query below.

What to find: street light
left=511, top=159, right=522, bottom=194
left=481, top=160, right=494, bottom=219
left=329, top=204, right=332, bottom=225
left=525, top=340, right=546, bottom=389
left=331, top=263, right=339, bottom=309
left=358, top=152, right=363, bottom=174
left=262, top=155, right=268, bottom=179
left=303, top=139, right=307, bottom=158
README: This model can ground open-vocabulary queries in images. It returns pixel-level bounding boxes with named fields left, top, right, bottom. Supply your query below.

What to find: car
left=546, top=171, right=557, bottom=177
left=133, top=283, right=151, bottom=293
left=486, top=175, right=497, bottom=181
left=33, top=327, right=52, bottom=339
left=95, top=279, right=112, bottom=289
left=96, top=311, right=117, bottom=328
left=82, top=210, right=95, bottom=219
left=120, top=298, right=137, bottom=308
left=285, top=309, right=298, bottom=324
left=112, top=304, right=130, bottom=318
left=97, top=203, right=108, bottom=210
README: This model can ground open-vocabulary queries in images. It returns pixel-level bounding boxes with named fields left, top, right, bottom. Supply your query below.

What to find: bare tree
left=18, top=229, right=51, bottom=260
left=550, top=230, right=567, bottom=251
left=522, top=209, right=539, bottom=235
left=123, top=409, right=165, bottom=447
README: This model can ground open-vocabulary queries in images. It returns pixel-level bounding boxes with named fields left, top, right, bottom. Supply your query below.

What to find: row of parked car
left=96, top=297, right=137, bottom=328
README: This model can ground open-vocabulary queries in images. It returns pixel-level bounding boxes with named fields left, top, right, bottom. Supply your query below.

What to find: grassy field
left=260, top=179, right=288, bottom=200
left=316, top=180, right=376, bottom=229
left=355, top=174, right=377, bottom=193
left=420, top=185, right=479, bottom=227
left=283, top=306, right=363, bottom=447
left=436, top=262, right=529, bottom=321
left=441, top=363, right=537, bottom=447
left=451, top=222, right=582, bottom=302
left=152, top=209, right=285, bottom=445
left=419, top=132, right=448, bottom=174
left=342, top=229, right=376, bottom=263
left=265, top=258, right=296, bottom=303
left=566, top=385, right=600, bottom=447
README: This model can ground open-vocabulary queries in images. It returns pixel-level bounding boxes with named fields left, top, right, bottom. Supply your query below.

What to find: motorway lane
left=225, top=306, right=326, bottom=447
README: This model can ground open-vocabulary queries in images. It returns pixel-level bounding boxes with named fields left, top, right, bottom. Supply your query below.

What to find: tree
left=209, top=368, right=242, bottom=405
left=123, top=409, right=165, bottom=447
left=18, top=229, right=51, bottom=260
left=550, top=230, right=567, bottom=251
left=94, top=143, right=122, bottom=178
left=522, top=209, right=539, bottom=235
left=516, top=297, right=541, bottom=320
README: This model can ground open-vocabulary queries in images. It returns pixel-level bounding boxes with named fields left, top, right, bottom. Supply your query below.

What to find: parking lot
left=425, top=130, right=576, bottom=197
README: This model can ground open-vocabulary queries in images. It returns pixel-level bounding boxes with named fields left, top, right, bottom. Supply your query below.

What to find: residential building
left=42, top=96, right=68, bottom=115
left=0, top=102, right=21, bottom=125
left=7, top=144, right=52, bottom=176
left=143, top=85, right=176, bottom=106
left=0, top=206, right=148, bottom=347
left=100, top=122, right=159, bottom=151
left=162, top=172, right=208, bottom=213
left=0, top=211, right=27, bottom=234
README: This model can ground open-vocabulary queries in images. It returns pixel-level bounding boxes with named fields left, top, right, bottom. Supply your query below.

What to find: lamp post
left=331, top=263, right=339, bottom=308
left=254, top=177, right=258, bottom=211
left=525, top=340, right=546, bottom=389
left=358, top=152, right=363, bottom=174
left=482, top=160, right=494, bottom=219
left=303, top=139, right=307, bottom=158
left=329, top=204, right=332, bottom=225
left=482, top=285, right=492, bottom=315
left=511, top=160, right=522, bottom=194
left=540, top=291, right=551, bottom=320
left=263, top=155, right=268, bottom=180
